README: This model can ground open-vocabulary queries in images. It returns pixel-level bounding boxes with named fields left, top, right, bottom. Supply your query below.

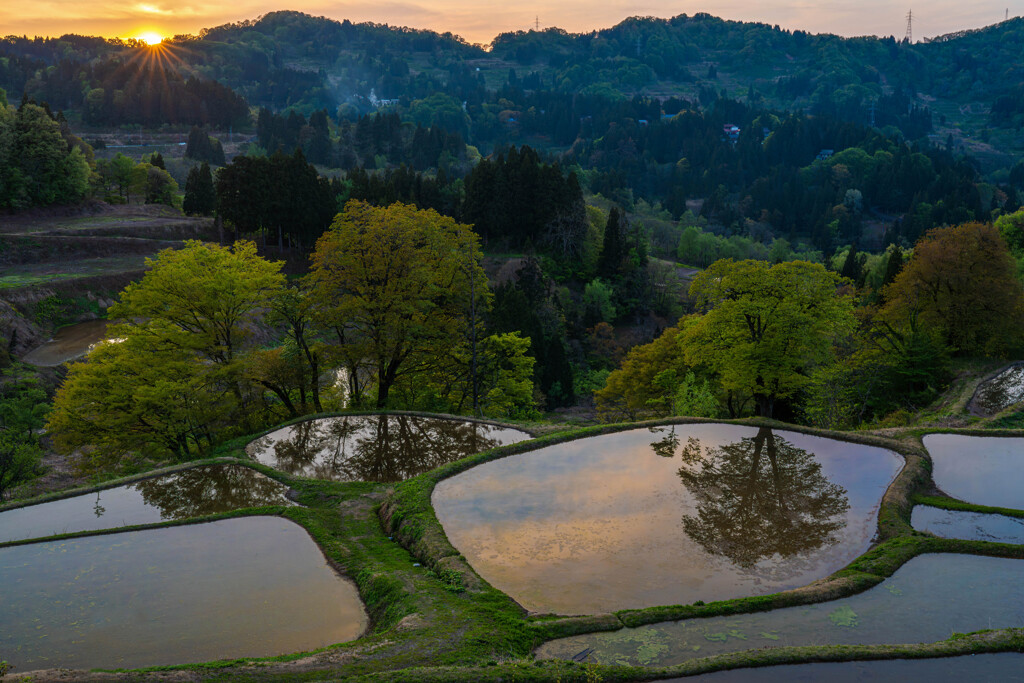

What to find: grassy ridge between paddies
left=4, top=415, right=1024, bottom=681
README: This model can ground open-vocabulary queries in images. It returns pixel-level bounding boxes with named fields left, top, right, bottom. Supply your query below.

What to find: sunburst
left=137, top=32, right=163, bottom=46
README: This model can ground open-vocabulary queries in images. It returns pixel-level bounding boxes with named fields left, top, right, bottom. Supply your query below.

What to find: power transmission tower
left=905, top=9, right=913, bottom=43
left=535, top=15, right=539, bottom=30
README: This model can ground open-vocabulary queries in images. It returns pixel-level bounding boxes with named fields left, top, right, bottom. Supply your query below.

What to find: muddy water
left=21, top=320, right=109, bottom=366
left=924, top=434, right=1024, bottom=509
left=970, top=364, right=1024, bottom=416
left=661, top=653, right=1024, bottom=682
left=0, top=516, right=367, bottom=670
left=912, top=505, right=1024, bottom=544
left=248, top=414, right=531, bottom=482
left=434, top=424, right=902, bottom=614
left=0, top=465, right=292, bottom=543
left=536, top=554, right=1024, bottom=666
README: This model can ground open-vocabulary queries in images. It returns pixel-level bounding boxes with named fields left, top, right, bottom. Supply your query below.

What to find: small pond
left=660, top=653, right=1024, bottom=682
left=536, top=554, right=1024, bottom=666
left=912, top=505, right=1024, bottom=544
left=434, top=424, right=902, bottom=614
left=924, top=434, right=1024, bottom=509
left=0, top=516, right=367, bottom=671
left=0, top=464, right=292, bottom=544
left=248, top=414, right=531, bottom=482
left=970, top=363, right=1024, bottom=416
left=21, top=319, right=109, bottom=366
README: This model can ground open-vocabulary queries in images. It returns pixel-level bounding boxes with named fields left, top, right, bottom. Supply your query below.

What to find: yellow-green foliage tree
left=595, top=317, right=692, bottom=420
left=479, top=332, right=537, bottom=418
left=47, top=241, right=285, bottom=470
left=685, top=259, right=855, bottom=417
left=308, top=200, right=489, bottom=409
left=881, top=222, right=1024, bottom=356
left=48, top=336, right=232, bottom=470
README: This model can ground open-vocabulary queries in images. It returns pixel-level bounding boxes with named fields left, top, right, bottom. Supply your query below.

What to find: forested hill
left=3, top=10, right=1024, bottom=146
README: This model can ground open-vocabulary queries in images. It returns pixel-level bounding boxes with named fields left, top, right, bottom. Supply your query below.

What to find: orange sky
left=0, top=1, right=1019, bottom=45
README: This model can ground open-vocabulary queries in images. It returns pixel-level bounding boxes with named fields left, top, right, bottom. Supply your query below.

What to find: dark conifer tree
left=597, top=207, right=625, bottom=279
left=881, top=245, right=904, bottom=288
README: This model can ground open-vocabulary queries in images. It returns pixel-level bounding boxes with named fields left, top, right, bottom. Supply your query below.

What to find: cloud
left=0, top=0, right=1016, bottom=43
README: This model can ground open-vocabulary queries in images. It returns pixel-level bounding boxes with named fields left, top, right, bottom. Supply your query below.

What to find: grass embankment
left=6, top=414, right=1024, bottom=681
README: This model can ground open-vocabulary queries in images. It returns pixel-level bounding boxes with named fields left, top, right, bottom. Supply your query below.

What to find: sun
left=137, top=32, right=163, bottom=46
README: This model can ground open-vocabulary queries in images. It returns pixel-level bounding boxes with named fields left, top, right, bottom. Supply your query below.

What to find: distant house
left=723, top=124, right=741, bottom=143
left=817, top=149, right=834, bottom=160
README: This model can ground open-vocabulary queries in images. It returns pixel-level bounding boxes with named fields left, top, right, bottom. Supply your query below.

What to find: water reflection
left=434, top=424, right=901, bottom=614
left=132, top=465, right=291, bottom=518
left=248, top=414, right=531, bottom=482
left=0, top=517, right=367, bottom=670
left=0, top=465, right=291, bottom=543
left=675, top=427, right=849, bottom=571
left=21, top=320, right=109, bottom=366
left=970, top=364, right=1024, bottom=416
left=536, top=554, right=1024, bottom=666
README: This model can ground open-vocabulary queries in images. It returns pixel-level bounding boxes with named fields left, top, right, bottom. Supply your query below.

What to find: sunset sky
left=1, top=0, right=1020, bottom=45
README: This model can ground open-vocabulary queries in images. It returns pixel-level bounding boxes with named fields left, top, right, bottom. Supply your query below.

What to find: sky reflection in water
left=435, top=424, right=902, bottom=614
left=925, top=434, right=1024, bottom=509
left=0, top=517, right=367, bottom=670
left=537, top=554, right=1024, bottom=666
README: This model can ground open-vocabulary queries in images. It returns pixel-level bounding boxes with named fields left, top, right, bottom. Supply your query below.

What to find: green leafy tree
left=308, top=200, right=487, bottom=409
left=671, top=371, right=719, bottom=418
left=48, top=336, right=232, bottom=471
left=479, top=332, right=537, bottom=418
left=0, top=370, right=48, bottom=500
left=685, top=259, right=855, bottom=417
left=582, top=278, right=617, bottom=324
left=48, top=241, right=287, bottom=468
left=595, top=317, right=693, bottom=420
left=0, top=101, right=90, bottom=209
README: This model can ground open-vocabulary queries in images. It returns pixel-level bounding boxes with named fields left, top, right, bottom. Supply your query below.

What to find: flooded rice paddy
left=911, top=505, right=1024, bottom=544
left=0, top=464, right=292, bottom=543
left=21, top=320, right=109, bottom=366
left=537, top=554, right=1024, bottom=666
left=661, top=653, right=1024, bottom=682
left=435, top=424, right=902, bottom=614
left=248, top=414, right=531, bottom=482
left=970, top=364, right=1024, bottom=416
left=924, top=434, right=1024, bottom=509
left=0, top=516, right=367, bottom=671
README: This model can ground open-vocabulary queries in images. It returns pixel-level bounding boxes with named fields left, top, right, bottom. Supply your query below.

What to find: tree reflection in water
left=671, top=426, right=850, bottom=571
left=249, top=415, right=513, bottom=482
left=131, top=465, right=290, bottom=519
